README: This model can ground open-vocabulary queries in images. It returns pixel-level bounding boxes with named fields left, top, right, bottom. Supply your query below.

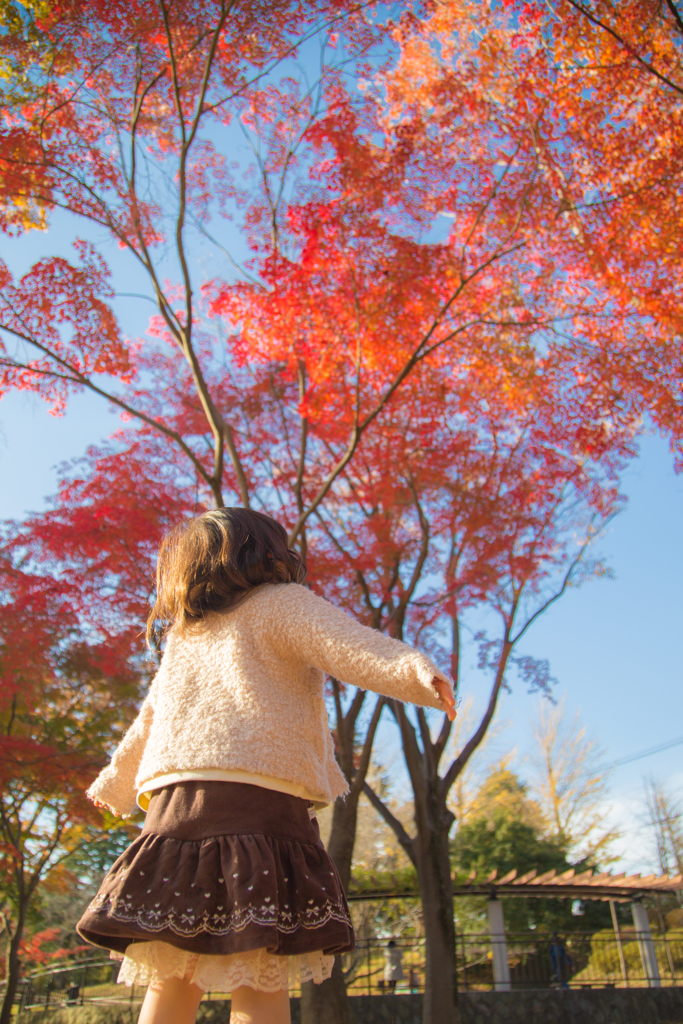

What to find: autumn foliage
left=1, top=1, right=683, bottom=1022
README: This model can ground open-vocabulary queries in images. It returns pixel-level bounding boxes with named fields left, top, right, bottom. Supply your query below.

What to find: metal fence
left=343, top=930, right=683, bottom=995
left=16, top=958, right=142, bottom=1011
left=12, top=929, right=683, bottom=1010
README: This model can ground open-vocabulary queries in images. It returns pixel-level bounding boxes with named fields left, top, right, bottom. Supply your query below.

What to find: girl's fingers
left=433, top=677, right=457, bottom=720
left=434, top=677, right=455, bottom=703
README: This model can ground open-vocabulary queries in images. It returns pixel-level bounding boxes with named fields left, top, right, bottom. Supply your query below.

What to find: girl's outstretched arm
left=269, top=584, right=455, bottom=715
left=85, top=687, right=157, bottom=816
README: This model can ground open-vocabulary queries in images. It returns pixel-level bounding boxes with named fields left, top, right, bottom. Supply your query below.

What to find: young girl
left=77, top=508, right=455, bottom=1024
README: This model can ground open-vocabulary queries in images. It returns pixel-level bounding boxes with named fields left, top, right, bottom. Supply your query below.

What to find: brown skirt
left=76, top=781, right=354, bottom=959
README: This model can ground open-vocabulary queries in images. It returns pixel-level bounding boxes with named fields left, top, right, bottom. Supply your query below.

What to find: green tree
left=451, top=767, right=610, bottom=932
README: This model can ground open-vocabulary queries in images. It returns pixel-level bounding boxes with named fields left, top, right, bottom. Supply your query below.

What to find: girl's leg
left=137, top=971, right=204, bottom=1024
left=229, top=986, right=291, bottom=1024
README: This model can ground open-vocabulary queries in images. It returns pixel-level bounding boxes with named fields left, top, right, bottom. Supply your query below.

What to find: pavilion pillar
left=632, top=901, right=661, bottom=987
left=609, top=900, right=629, bottom=987
left=487, top=897, right=511, bottom=991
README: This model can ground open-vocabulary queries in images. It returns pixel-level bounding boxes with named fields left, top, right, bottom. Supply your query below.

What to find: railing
left=342, top=930, right=683, bottom=994
left=16, top=958, right=142, bottom=1011
left=13, top=929, right=683, bottom=1010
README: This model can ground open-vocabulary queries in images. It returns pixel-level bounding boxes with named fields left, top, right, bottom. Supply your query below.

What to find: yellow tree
left=529, top=698, right=619, bottom=861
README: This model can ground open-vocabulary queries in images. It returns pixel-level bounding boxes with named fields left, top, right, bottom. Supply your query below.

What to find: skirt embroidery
left=85, top=872, right=351, bottom=939
left=76, top=780, right=355, bottom=988
left=111, top=940, right=334, bottom=993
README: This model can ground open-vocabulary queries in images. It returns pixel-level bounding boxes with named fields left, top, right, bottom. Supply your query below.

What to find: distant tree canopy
left=451, top=767, right=612, bottom=932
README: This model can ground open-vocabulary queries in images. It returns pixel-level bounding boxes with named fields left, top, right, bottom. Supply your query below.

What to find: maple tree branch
left=441, top=627, right=515, bottom=798
left=27, top=830, right=64, bottom=890
left=381, top=477, right=430, bottom=640
left=311, top=510, right=382, bottom=623
left=0, top=805, right=20, bottom=857
left=157, top=0, right=243, bottom=509
left=201, top=2, right=376, bottom=116
left=460, top=146, right=518, bottom=272
left=390, top=699, right=427, bottom=806
left=349, top=695, right=384, bottom=799
left=34, top=5, right=247, bottom=515
left=287, top=426, right=361, bottom=545
left=491, top=467, right=581, bottom=620
left=38, top=44, right=120, bottom=137
left=159, top=0, right=188, bottom=139
left=362, top=782, right=415, bottom=863
left=28, top=833, right=81, bottom=887
left=400, top=475, right=431, bottom=604
left=6, top=695, right=17, bottom=738
left=511, top=509, right=616, bottom=644
left=412, top=242, right=527, bottom=370
left=332, top=679, right=352, bottom=779
left=506, top=153, right=539, bottom=243
left=187, top=6, right=235, bottom=153
left=0, top=334, right=211, bottom=487
left=294, top=361, right=309, bottom=556
left=269, top=73, right=325, bottom=229
left=356, top=568, right=378, bottom=622
left=15, top=798, right=45, bottom=851
left=10, top=163, right=195, bottom=354
left=287, top=315, right=479, bottom=546
left=433, top=714, right=453, bottom=770
left=237, top=115, right=282, bottom=252
left=125, top=55, right=172, bottom=284
left=346, top=687, right=369, bottom=737
left=130, top=61, right=170, bottom=138
left=563, top=0, right=683, bottom=97
left=416, top=706, right=438, bottom=781
left=665, top=0, right=683, bottom=37
left=186, top=215, right=261, bottom=284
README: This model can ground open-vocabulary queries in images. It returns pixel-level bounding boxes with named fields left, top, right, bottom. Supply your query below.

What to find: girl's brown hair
left=147, top=507, right=306, bottom=645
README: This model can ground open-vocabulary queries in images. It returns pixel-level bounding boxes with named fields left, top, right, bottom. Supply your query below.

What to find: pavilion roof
left=347, top=867, right=683, bottom=903
left=453, top=867, right=683, bottom=902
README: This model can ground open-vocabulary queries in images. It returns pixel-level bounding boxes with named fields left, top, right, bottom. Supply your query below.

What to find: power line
left=603, top=736, right=683, bottom=772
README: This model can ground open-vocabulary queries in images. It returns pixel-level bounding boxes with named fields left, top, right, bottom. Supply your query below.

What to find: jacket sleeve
left=85, top=686, right=156, bottom=818
left=269, top=584, right=452, bottom=710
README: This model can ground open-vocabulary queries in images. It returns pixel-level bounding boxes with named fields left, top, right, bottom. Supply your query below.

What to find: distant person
left=384, top=940, right=405, bottom=992
left=549, top=933, right=573, bottom=988
left=75, top=508, right=455, bottom=1024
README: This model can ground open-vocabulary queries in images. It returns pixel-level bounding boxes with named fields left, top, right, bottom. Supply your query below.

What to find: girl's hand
left=433, top=677, right=456, bottom=721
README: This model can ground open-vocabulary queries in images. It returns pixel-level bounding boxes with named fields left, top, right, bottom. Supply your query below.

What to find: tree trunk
left=414, top=812, right=460, bottom=1024
left=364, top=703, right=462, bottom=1024
left=299, top=953, right=351, bottom=1024
left=0, top=911, right=25, bottom=1024
left=326, top=787, right=361, bottom=892
left=299, top=791, right=361, bottom=1024
left=300, top=687, right=383, bottom=1024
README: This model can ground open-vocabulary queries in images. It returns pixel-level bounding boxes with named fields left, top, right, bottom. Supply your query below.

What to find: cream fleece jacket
left=86, top=583, right=451, bottom=817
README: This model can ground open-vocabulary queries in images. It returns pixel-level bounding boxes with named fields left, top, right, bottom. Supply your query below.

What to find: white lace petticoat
left=111, top=940, right=334, bottom=993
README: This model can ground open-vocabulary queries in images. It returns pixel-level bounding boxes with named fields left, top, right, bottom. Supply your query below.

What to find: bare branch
left=441, top=633, right=514, bottom=797
left=349, top=695, right=384, bottom=799
left=362, top=782, right=415, bottom=863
